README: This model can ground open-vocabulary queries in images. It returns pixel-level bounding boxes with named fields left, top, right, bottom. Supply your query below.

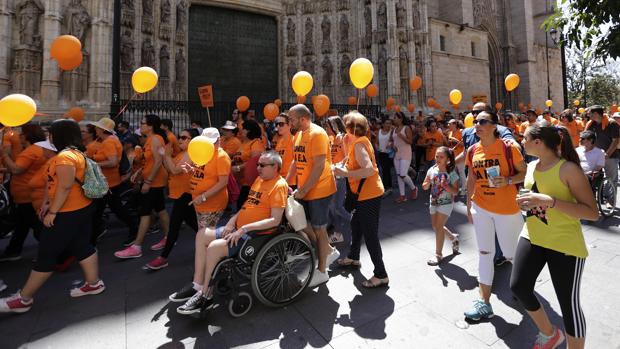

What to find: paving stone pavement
left=1, top=190, right=619, bottom=349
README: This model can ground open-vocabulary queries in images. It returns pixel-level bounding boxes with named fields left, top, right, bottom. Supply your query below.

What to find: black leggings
left=348, top=196, right=387, bottom=279
left=92, top=182, right=138, bottom=244
left=161, top=193, right=198, bottom=258
left=377, top=152, right=393, bottom=189
left=4, top=203, right=43, bottom=255
left=510, top=237, right=586, bottom=338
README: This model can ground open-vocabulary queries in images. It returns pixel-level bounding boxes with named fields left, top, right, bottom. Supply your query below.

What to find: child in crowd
left=422, top=146, right=460, bottom=266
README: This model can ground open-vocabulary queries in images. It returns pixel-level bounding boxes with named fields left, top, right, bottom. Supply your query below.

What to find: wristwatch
left=240, top=226, right=248, bottom=235
left=508, top=177, right=513, bottom=185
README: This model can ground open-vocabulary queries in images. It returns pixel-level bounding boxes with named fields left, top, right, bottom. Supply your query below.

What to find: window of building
left=471, top=41, right=477, bottom=57
left=439, top=35, right=446, bottom=52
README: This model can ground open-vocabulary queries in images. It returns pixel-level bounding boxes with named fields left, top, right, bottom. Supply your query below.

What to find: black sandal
left=362, top=276, right=389, bottom=288
left=336, top=258, right=361, bottom=268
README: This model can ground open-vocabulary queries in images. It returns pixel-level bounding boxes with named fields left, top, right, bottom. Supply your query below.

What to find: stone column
left=40, top=0, right=62, bottom=109
left=88, top=1, right=114, bottom=111
left=386, top=0, right=399, bottom=99
left=0, top=2, right=11, bottom=97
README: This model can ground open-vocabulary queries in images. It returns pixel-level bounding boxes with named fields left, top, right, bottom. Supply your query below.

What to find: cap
left=221, top=120, right=237, bottom=130
left=34, top=140, right=57, bottom=152
left=202, top=127, right=220, bottom=143
left=526, top=108, right=537, bottom=115
left=91, top=117, right=116, bottom=134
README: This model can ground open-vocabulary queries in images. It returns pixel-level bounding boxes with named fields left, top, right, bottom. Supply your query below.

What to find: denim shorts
left=299, top=194, right=333, bottom=229
left=215, top=226, right=251, bottom=257
left=429, top=203, right=454, bottom=216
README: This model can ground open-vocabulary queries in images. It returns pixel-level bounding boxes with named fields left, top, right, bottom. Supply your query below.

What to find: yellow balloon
left=573, top=99, right=580, bottom=107
left=132, top=67, right=158, bottom=93
left=545, top=100, right=553, bottom=107
left=464, top=113, right=474, bottom=128
left=349, top=58, right=374, bottom=89
left=187, top=136, right=215, bottom=166
left=578, top=107, right=585, bottom=114
left=291, top=71, right=313, bottom=97
left=504, top=73, right=520, bottom=92
left=449, top=89, right=463, bottom=105
left=0, top=94, right=37, bottom=127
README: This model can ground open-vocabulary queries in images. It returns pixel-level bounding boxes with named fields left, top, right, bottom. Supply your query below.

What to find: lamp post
left=111, top=0, right=121, bottom=119
left=545, top=0, right=551, bottom=102
left=550, top=28, right=569, bottom=109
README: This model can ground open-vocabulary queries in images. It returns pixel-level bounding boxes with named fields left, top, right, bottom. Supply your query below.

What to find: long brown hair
left=527, top=123, right=580, bottom=167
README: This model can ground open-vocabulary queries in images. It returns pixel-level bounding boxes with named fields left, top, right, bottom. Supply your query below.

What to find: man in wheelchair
left=576, top=130, right=606, bottom=184
left=169, top=151, right=289, bottom=315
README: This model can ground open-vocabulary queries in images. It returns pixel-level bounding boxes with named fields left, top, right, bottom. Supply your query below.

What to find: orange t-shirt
left=422, top=130, right=445, bottom=161
left=133, top=146, right=144, bottom=173
left=143, top=134, right=167, bottom=188
left=448, top=130, right=464, bottom=156
left=565, top=121, right=580, bottom=148
left=275, top=133, right=295, bottom=184
left=29, top=160, right=50, bottom=212
left=271, top=134, right=281, bottom=150
left=168, top=152, right=192, bottom=199
left=293, top=123, right=337, bottom=200
left=85, top=140, right=102, bottom=158
left=346, top=137, right=384, bottom=201
left=221, top=137, right=242, bottom=158
left=576, top=119, right=585, bottom=133
left=543, top=116, right=560, bottom=126
left=465, top=139, right=523, bottom=215
left=233, top=139, right=265, bottom=186
left=92, top=136, right=123, bottom=188
left=10, top=145, right=47, bottom=203
left=518, top=121, right=532, bottom=136
left=47, top=149, right=92, bottom=212
left=190, top=147, right=231, bottom=213
left=329, top=134, right=346, bottom=164
left=166, top=131, right=181, bottom=156
left=236, top=176, right=288, bottom=229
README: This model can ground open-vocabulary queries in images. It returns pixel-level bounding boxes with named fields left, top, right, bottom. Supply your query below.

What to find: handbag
left=285, top=195, right=307, bottom=231
left=344, top=177, right=367, bottom=213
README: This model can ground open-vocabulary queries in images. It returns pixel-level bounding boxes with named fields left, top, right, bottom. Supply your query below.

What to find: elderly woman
left=170, top=151, right=288, bottom=314
left=334, top=112, right=389, bottom=288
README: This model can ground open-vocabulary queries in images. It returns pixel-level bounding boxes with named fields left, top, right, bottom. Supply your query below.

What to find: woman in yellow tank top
left=511, top=123, right=598, bottom=349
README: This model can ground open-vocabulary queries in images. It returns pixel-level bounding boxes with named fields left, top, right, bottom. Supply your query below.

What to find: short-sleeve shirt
left=167, top=152, right=191, bottom=199
left=329, top=134, right=346, bottom=164
left=293, top=123, right=337, bottom=200
left=427, top=165, right=459, bottom=206
left=576, top=146, right=605, bottom=173
left=190, top=148, right=231, bottom=213
left=236, top=176, right=288, bottom=229
left=345, top=137, right=384, bottom=201
left=143, top=134, right=168, bottom=188
left=589, top=119, right=620, bottom=158
left=92, top=136, right=123, bottom=188
left=85, top=140, right=102, bottom=158
left=274, top=133, right=295, bottom=185
left=47, top=149, right=91, bottom=212
left=233, top=139, right=265, bottom=186
left=221, top=137, right=242, bottom=158
left=448, top=130, right=464, bottom=156
left=465, top=139, right=523, bottom=214
left=166, top=131, right=181, bottom=157
left=11, top=144, right=47, bottom=204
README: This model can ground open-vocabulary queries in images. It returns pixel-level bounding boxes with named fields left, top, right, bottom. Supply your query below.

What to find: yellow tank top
left=520, top=159, right=588, bottom=258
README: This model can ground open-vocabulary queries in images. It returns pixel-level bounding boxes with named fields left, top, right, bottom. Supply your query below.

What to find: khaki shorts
left=196, top=211, right=223, bottom=229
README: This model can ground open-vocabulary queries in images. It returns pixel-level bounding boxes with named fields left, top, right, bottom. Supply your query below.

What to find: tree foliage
left=545, top=0, right=620, bottom=60
left=566, top=46, right=620, bottom=107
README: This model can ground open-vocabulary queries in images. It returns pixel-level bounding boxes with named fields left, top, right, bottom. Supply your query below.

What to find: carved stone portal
left=176, top=0, right=187, bottom=44
left=16, top=0, right=44, bottom=48
left=121, top=0, right=134, bottom=29
left=62, top=0, right=91, bottom=45
left=141, top=38, right=156, bottom=68
left=11, top=48, right=42, bottom=97
left=339, top=14, right=349, bottom=53
left=142, top=0, right=153, bottom=34
left=120, top=30, right=135, bottom=72
left=321, top=15, right=331, bottom=54
left=61, top=0, right=91, bottom=102
left=303, top=17, right=314, bottom=56
left=321, top=56, right=333, bottom=86
left=377, top=2, right=387, bottom=44
left=286, top=18, right=297, bottom=57
left=339, top=54, right=351, bottom=85
left=159, top=45, right=170, bottom=78
left=302, top=55, right=316, bottom=76
left=364, top=4, right=372, bottom=49
left=159, top=0, right=172, bottom=40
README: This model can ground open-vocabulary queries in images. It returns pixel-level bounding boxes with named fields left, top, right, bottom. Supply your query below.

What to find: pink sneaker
left=114, top=245, right=142, bottom=259
left=533, top=327, right=565, bottom=349
left=150, top=237, right=167, bottom=251
left=70, top=280, right=106, bottom=298
left=0, top=292, right=33, bottom=313
left=145, top=256, right=168, bottom=270
left=410, top=186, right=418, bottom=200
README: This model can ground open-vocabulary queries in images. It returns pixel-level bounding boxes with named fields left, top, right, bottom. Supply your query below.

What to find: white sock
left=132, top=244, right=142, bottom=250
left=192, top=282, right=203, bottom=291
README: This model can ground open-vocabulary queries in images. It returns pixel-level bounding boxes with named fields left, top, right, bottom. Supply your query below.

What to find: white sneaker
left=0, top=279, right=6, bottom=293
left=326, top=247, right=340, bottom=267
left=308, top=270, right=329, bottom=288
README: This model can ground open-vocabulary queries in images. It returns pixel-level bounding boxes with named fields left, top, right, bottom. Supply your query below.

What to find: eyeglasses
left=179, top=135, right=190, bottom=141
left=257, top=162, right=275, bottom=168
left=275, top=122, right=287, bottom=127
left=472, top=110, right=482, bottom=115
left=473, top=119, right=495, bottom=126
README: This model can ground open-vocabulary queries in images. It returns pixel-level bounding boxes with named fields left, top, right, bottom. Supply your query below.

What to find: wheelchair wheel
left=251, top=233, right=314, bottom=308
left=597, top=177, right=616, bottom=218
left=228, top=291, right=253, bottom=318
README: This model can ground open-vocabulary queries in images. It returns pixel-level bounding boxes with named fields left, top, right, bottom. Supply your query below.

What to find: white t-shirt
left=576, top=146, right=605, bottom=173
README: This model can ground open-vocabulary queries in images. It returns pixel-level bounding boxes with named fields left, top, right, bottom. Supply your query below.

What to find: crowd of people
left=0, top=101, right=617, bottom=349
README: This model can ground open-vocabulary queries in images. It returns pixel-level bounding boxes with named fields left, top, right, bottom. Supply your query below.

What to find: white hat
left=90, top=117, right=116, bottom=134
left=221, top=120, right=237, bottom=130
left=613, top=112, right=620, bottom=118
left=34, top=140, right=57, bottom=152
left=202, top=127, right=220, bottom=143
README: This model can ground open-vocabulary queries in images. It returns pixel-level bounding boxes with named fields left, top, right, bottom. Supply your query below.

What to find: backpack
left=227, top=172, right=240, bottom=204
left=68, top=149, right=110, bottom=199
left=467, top=139, right=520, bottom=188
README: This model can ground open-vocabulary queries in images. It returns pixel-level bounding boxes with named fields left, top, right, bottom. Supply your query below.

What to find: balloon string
left=115, top=92, right=138, bottom=119
left=356, top=89, right=360, bottom=110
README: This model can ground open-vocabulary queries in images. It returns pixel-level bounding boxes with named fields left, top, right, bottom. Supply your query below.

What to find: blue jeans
left=328, top=178, right=351, bottom=236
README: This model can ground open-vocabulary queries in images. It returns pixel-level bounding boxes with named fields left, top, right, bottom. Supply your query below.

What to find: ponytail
left=557, top=126, right=581, bottom=167
left=527, top=123, right=581, bottom=167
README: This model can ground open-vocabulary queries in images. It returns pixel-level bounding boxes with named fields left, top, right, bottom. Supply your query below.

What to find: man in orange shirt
left=220, top=121, right=242, bottom=158
left=287, top=104, right=339, bottom=287
left=541, top=110, right=560, bottom=126
left=171, top=151, right=288, bottom=314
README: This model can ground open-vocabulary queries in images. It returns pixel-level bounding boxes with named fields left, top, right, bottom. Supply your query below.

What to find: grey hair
left=260, top=150, right=283, bottom=171
left=289, top=104, right=312, bottom=119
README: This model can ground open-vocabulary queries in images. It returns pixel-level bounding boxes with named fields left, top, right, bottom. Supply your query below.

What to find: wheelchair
left=206, top=220, right=315, bottom=317
left=590, top=170, right=616, bottom=218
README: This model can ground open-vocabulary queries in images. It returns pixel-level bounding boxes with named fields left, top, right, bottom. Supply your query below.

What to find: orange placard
left=197, top=85, right=214, bottom=108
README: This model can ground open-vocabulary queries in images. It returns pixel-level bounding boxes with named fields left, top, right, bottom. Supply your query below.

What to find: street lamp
left=545, top=1, right=551, bottom=102
left=549, top=28, right=569, bottom=108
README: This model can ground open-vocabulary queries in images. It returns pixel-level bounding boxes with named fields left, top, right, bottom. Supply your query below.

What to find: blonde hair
left=344, top=111, right=369, bottom=137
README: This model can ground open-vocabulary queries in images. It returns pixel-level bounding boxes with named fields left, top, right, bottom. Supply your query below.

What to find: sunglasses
left=473, top=119, right=495, bottom=126
left=472, top=110, right=482, bottom=115
left=275, top=122, right=287, bottom=127
left=257, top=162, right=275, bottom=168
left=179, top=135, right=190, bottom=141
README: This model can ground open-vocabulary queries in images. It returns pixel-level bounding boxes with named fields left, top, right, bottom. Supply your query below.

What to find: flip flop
left=362, top=277, right=389, bottom=288
left=452, top=238, right=460, bottom=254
left=427, top=254, right=443, bottom=266
left=336, top=258, right=361, bottom=268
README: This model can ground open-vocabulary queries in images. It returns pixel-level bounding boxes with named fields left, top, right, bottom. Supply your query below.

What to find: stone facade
left=0, top=0, right=563, bottom=118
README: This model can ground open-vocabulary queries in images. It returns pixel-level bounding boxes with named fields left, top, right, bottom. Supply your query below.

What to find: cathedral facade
left=0, top=0, right=563, bottom=117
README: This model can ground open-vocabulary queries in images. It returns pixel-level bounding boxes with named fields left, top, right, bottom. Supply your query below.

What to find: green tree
left=584, top=74, right=620, bottom=107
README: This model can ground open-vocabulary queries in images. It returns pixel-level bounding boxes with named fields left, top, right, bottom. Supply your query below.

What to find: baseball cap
left=202, top=127, right=220, bottom=143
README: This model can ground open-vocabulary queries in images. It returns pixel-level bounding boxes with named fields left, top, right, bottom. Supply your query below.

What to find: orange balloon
left=409, top=76, right=422, bottom=91
left=65, top=107, right=85, bottom=122
left=386, top=104, right=393, bottom=112
left=527, top=103, right=533, bottom=109
left=58, top=51, right=83, bottom=71
left=296, top=95, right=307, bottom=104
left=535, top=107, right=542, bottom=115
left=387, top=97, right=395, bottom=107
left=313, top=94, right=330, bottom=117
left=394, top=105, right=401, bottom=113
left=263, top=103, right=279, bottom=121
left=236, top=96, right=250, bottom=112
left=347, top=96, right=357, bottom=106
left=452, top=104, right=459, bottom=110
left=407, top=103, right=415, bottom=113
left=366, top=84, right=378, bottom=97
left=274, top=99, right=282, bottom=107
left=495, top=102, right=503, bottom=110
left=518, top=102, right=525, bottom=109
left=311, top=95, right=317, bottom=104
left=611, top=104, right=618, bottom=114
left=50, top=35, right=82, bottom=61
left=427, top=97, right=436, bottom=107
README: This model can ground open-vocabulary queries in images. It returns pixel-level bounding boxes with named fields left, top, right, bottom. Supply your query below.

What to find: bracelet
left=550, top=197, right=556, bottom=208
